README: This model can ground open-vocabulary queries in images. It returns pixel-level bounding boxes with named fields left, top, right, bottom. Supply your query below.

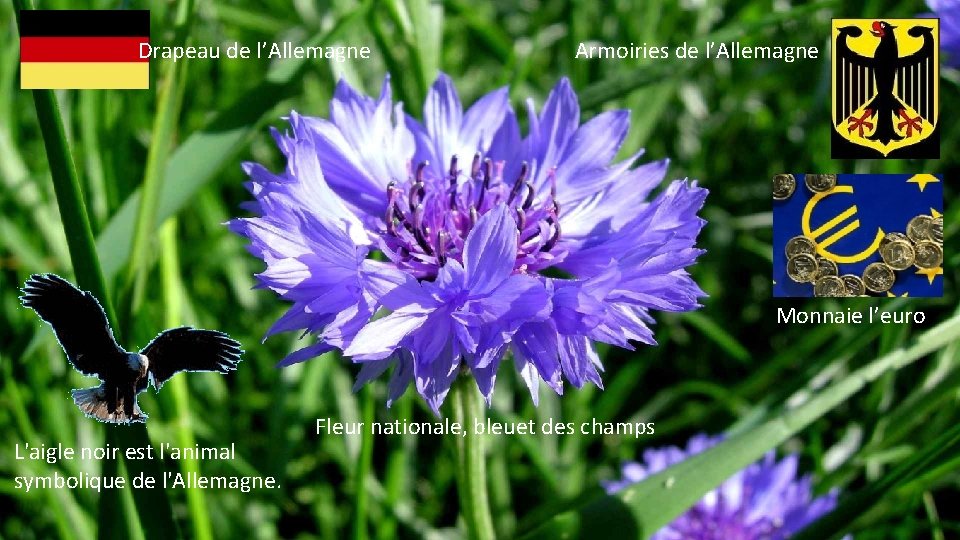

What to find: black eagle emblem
left=21, top=274, right=242, bottom=424
left=832, top=19, right=939, bottom=158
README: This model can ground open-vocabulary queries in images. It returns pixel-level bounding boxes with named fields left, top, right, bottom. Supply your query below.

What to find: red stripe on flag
left=20, top=37, right=149, bottom=62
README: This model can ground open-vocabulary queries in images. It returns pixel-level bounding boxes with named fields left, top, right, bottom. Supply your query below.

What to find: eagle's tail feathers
left=72, top=385, right=147, bottom=424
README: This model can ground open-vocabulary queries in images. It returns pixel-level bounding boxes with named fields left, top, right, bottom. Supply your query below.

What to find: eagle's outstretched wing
left=835, top=26, right=876, bottom=125
left=20, top=274, right=123, bottom=378
left=895, top=26, right=937, bottom=122
left=141, top=327, right=242, bottom=389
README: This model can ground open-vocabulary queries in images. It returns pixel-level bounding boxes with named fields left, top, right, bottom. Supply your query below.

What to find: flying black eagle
left=836, top=20, right=936, bottom=144
left=20, top=274, right=242, bottom=424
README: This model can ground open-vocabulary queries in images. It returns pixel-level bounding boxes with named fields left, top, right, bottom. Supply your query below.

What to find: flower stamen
left=476, top=158, right=493, bottom=209
left=448, top=156, right=459, bottom=210
left=507, top=162, right=529, bottom=204
left=437, top=230, right=448, bottom=265
left=381, top=153, right=565, bottom=279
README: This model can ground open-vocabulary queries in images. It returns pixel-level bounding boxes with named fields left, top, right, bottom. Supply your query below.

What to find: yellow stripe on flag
left=21, top=62, right=149, bottom=89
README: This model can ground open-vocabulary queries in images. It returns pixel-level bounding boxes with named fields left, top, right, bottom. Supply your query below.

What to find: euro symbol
left=801, top=185, right=884, bottom=264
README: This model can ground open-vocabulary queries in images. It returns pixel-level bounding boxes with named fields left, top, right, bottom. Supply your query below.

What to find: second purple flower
left=230, top=74, right=708, bottom=413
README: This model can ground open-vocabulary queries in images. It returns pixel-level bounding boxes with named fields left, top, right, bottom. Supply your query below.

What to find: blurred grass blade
left=16, top=45, right=114, bottom=308
left=122, top=0, right=196, bottom=318
left=521, top=312, right=960, bottom=539
left=441, top=0, right=512, bottom=62
left=353, top=387, right=375, bottom=540
left=160, top=219, right=214, bottom=540
left=682, top=311, right=751, bottom=364
left=3, top=355, right=92, bottom=540
left=379, top=396, right=414, bottom=540
left=794, top=422, right=960, bottom=540
left=406, top=0, right=442, bottom=98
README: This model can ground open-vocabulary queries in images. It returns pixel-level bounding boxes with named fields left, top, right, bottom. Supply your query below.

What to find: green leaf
left=682, top=311, right=751, bottom=364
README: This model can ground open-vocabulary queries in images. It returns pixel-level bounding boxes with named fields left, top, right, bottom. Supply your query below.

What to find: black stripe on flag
left=20, top=9, right=150, bottom=37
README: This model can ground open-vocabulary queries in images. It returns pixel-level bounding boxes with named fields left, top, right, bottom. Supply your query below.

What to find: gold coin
left=880, top=232, right=909, bottom=249
left=785, top=236, right=816, bottom=258
left=786, top=253, right=819, bottom=283
left=930, top=217, right=943, bottom=244
left=907, top=215, right=934, bottom=243
left=913, top=240, right=943, bottom=269
left=840, top=274, right=866, bottom=296
left=773, top=174, right=796, bottom=200
left=880, top=240, right=915, bottom=271
left=815, top=256, right=838, bottom=279
left=862, top=262, right=895, bottom=293
left=804, top=174, right=837, bottom=193
left=814, top=276, right=846, bottom=297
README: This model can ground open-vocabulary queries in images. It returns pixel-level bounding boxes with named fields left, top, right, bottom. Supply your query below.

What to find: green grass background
left=1, top=0, right=958, bottom=538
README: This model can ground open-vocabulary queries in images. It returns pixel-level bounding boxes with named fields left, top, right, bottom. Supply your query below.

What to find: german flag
left=20, top=10, right=150, bottom=90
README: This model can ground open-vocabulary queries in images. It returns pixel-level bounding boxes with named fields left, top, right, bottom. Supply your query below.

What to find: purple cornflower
left=230, top=73, right=707, bottom=413
left=926, top=1, right=960, bottom=66
left=603, top=435, right=839, bottom=540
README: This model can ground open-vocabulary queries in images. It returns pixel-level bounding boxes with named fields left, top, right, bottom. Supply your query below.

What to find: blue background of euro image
left=773, top=174, right=943, bottom=297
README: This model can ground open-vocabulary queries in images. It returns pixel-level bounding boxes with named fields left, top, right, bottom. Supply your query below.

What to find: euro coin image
left=930, top=217, right=943, bottom=244
left=815, top=256, right=838, bottom=279
left=814, top=276, right=846, bottom=297
left=785, top=235, right=816, bottom=258
left=840, top=274, right=866, bottom=296
left=773, top=174, right=796, bottom=200
left=786, top=253, right=819, bottom=283
left=862, top=262, right=896, bottom=293
left=914, top=241, right=943, bottom=269
left=880, top=240, right=916, bottom=271
left=907, top=215, right=934, bottom=243
left=880, top=232, right=909, bottom=249
left=804, top=174, right=837, bottom=193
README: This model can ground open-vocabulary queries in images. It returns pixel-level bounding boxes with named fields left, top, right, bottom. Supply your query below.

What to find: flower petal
left=559, top=158, right=668, bottom=244
left=386, top=350, right=415, bottom=406
left=466, top=274, right=551, bottom=326
left=514, top=355, right=542, bottom=405
left=469, top=349, right=504, bottom=404
left=321, top=293, right=377, bottom=350
left=463, top=204, right=518, bottom=295
left=293, top=76, right=415, bottom=218
left=558, top=335, right=603, bottom=389
left=360, top=260, right=435, bottom=311
left=523, top=78, right=580, bottom=190
left=345, top=308, right=432, bottom=360
left=276, top=342, right=336, bottom=367
left=352, top=358, right=392, bottom=391
left=512, top=320, right=563, bottom=394
left=457, top=86, right=510, bottom=161
left=561, top=179, right=708, bottom=277
left=421, top=73, right=463, bottom=168
left=410, top=321, right=461, bottom=414
left=286, top=139, right=370, bottom=245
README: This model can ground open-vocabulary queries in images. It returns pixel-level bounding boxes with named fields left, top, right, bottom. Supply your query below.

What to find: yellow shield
left=831, top=19, right=939, bottom=158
